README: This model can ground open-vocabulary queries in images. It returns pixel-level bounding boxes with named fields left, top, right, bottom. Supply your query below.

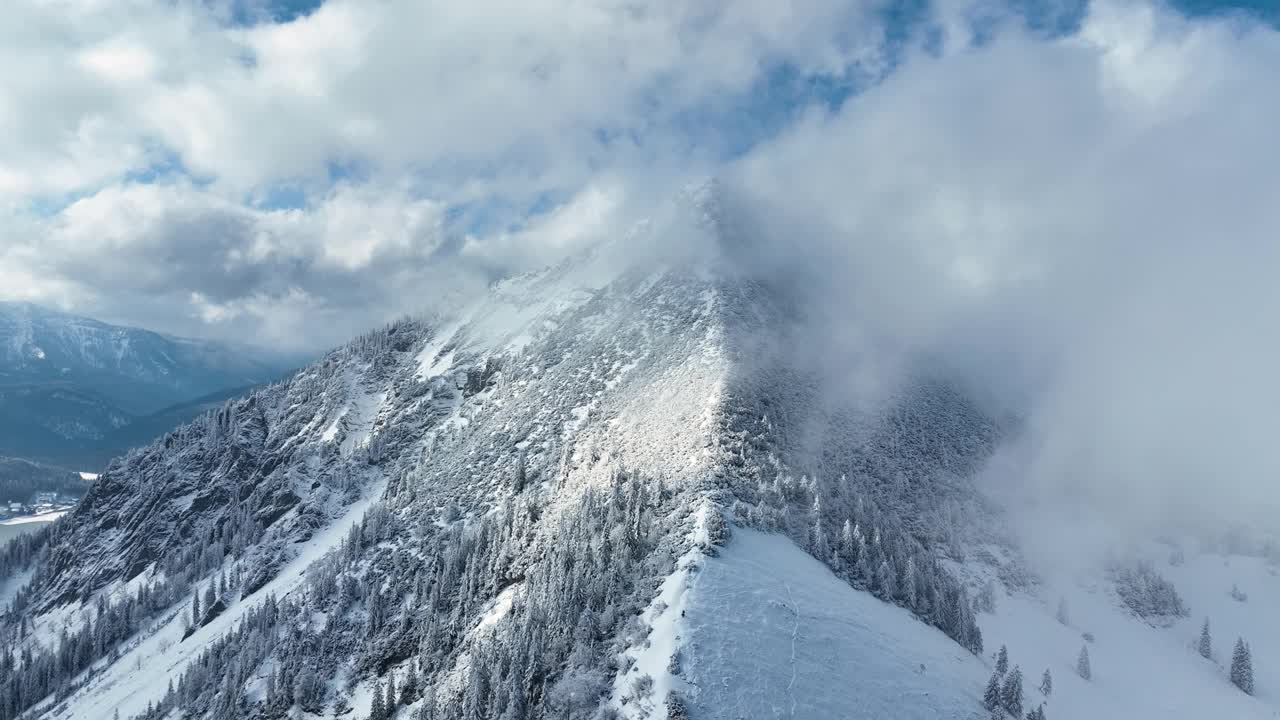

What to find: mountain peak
left=0, top=302, right=300, bottom=468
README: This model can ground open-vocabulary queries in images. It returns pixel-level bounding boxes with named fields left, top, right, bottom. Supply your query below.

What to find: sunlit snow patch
left=415, top=316, right=469, bottom=381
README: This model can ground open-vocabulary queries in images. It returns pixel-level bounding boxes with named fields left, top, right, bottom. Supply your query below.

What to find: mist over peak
left=3, top=2, right=1280, bottom=717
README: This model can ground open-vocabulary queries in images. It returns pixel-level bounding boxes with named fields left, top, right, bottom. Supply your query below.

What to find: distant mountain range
left=0, top=301, right=302, bottom=470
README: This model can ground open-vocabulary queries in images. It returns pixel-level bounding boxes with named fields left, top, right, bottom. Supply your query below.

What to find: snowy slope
left=679, top=529, right=987, bottom=720
left=976, top=545, right=1279, bottom=720
left=615, top=524, right=1280, bottom=720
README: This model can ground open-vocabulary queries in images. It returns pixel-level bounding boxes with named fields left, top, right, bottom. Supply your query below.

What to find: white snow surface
left=680, top=528, right=986, bottom=720
left=672, top=528, right=1280, bottom=720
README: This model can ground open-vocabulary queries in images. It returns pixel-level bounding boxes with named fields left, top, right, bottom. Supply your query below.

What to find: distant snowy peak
left=0, top=301, right=301, bottom=468
left=0, top=301, right=294, bottom=413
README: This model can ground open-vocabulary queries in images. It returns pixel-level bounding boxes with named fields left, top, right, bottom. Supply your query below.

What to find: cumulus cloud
left=0, top=0, right=891, bottom=346
left=1, top=180, right=474, bottom=350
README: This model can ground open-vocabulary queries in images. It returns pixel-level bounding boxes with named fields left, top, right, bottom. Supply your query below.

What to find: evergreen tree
left=512, top=452, right=528, bottom=492
left=1038, top=668, right=1052, bottom=697
left=1198, top=618, right=1212, bottom=660
left=1026, top=703, right=1047, bottom=720
left=202, top=582, right=217, bottom=614
left=400, top=662, right=419, bottom=704
left=1055, top=598, right=1069, bottom=626
left=666, top=690, right=691, bottom=720
left=1001, top=665, right=1024, bottom=718
left=874, top=559, right=897, bottom=601
left=370, top=681, right=387, bottom=720
left=265, top=670, right=278, bottom=707
left=983, top=670, right=1002, bottom=714
left=995, top=645, right=1009, bottom=677
left=385, top=673, right=397, bottom=714
left=812, top=520, right=831, bottom=563
left=840, top=519, right=856, bottom=564
left=1230, top=637, right=1254, bottom=696
left=976, top=580, right=997, bottom=614
left=903, top=556, right=920, bottom=610
left=1076, top=645, right=1091, bottom=681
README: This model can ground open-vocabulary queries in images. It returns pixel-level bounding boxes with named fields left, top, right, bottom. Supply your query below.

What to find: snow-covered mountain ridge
left=0, top=302, right=297, bottom=469
left=0, top=302, right=288, bottom=410
left=0, top=184, right=1273, bottom=720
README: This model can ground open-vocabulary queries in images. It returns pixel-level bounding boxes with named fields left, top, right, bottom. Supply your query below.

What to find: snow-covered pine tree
left=666, top=690, right=691, bottom=720
left=1026, top=703, right=1047, bottom=720
left=812, top=518, right=832, bottom=564
left=983, top=669, right=1002, bottom=714
left=903, top=556, right=919, bottom=609
left=1056, top=598, right=1069, bottom=626
left=202, top=582, right=217, bottom=614
left=995, top=645, right=1009, bottom=677
left=1076, top=645, right=1091, bottom=681
left=1113, top=563, right=1187, bottom=619
left=1198, top=618, right=1212, bottom=660
left=976, top=580, right=997, bottom=614
left=1001, top=665, right=1024, bottom=718
left=370, top=681, right=387, bottom=720
left=512, top=452, right=527, bottom=493
left=416, top=683, right=437, bottom=720
left=840, top=518, right=856, bottom=563
left=1039, top=668, right=1052, bottom=697
left=296, top=666, right=326, bottom=713
left=874, top=559, right=897, bottom=601
left=1230, top=637, right=1254, bottom=695
left=400, top=662, right=419, bottom=705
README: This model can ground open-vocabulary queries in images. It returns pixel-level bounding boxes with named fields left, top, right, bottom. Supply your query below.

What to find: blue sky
left=215, top=0, right=326, bottom=25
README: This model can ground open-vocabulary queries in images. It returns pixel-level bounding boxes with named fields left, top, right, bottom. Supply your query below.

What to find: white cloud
left=78, top=40, right=159, bottom=84
left=716, top=0, right=1280, bottom=539
left=0, top=0, right=892, bottom=346
left=0, top=180, right=466, bottom=351
left=0, top=0, right=890, bottom=200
